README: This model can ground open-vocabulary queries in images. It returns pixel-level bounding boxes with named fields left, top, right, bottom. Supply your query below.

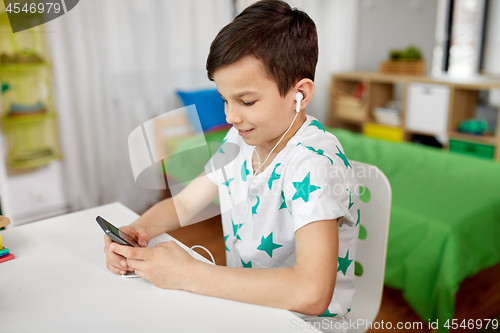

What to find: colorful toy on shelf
left=458, top=119, right=489, bottom=136
left=8, top=101, right=47, bottom=117
left=0, top=215, right=14, bottom=264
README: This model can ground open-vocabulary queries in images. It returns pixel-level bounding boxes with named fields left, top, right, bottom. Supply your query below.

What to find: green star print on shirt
left=292, top=172, right=321, bottom=202
left=279, top=190, right=290, bottom=212
left=348, top=189, right=354, bottom=209
left=304, top=146, right=334, bottom=165
left=252, top=196, right=260, bottom=215
left=318, top=309, right=338, bottom=317
left=219, top=139, right=227, bottom=153
left=337, top=250, right=353, bottom=275
left=222, top=178, right=234, bottom=195
left=257, top=232, right=282, bottom=258
left=268, top=163, right=281, bottom=190
left=335, top=146, right=351, bottom=169
left=308, top=119, right=325, bottom=132
left=241, top=259, right=252, bottom=268
left=241, top=161, right=250, bottom=182
left=232, top=219, right=243, bottom=240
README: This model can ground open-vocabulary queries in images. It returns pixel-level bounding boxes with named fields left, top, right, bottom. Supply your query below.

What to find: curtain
left=47, top=0, right=233, bottom=214
left=235, top=0, right=360, bottom=123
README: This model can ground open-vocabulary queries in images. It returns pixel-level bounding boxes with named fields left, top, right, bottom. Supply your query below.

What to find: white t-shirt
left=204, top=114, right=359, bottom=326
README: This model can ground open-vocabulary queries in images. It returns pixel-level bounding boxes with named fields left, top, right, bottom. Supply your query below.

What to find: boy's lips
left=237, top=128, right=254, bottom=136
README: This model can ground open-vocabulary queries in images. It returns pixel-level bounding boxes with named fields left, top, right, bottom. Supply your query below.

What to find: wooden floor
left=169, top=215, right=500, bottom=332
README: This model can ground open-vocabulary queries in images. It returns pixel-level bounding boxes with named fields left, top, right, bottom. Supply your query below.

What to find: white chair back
left=347, top=161, right=392, bottom=333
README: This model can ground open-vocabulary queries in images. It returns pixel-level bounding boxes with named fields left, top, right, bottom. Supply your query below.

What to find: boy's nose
left=225, top=104, right=242, bottom=125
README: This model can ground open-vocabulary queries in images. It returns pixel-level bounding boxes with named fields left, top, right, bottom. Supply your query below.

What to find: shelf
left=405, top=129, right=441, bottom=137
left=370, top=122, right=403, bottom=129
left=449, top=132, right=497, bottom=145
left=0, top=63, right=51, bottom=72
left=332, top=71, right=500, bottom=89
left=2, top=111, right=54, bottom=124
left=333, top=116, right=365, bottom=125
left=330, top=71, right=500, bottom=161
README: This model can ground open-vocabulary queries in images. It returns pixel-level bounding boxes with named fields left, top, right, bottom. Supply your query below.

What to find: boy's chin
left=241, top=136, right=258, bottom=146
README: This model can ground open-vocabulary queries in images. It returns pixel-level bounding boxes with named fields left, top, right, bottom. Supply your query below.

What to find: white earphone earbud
left=295, top=92, right=303, bottom=113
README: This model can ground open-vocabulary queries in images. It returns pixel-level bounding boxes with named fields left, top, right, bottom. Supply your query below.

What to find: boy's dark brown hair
left=206, top=0, right=318, bottom=97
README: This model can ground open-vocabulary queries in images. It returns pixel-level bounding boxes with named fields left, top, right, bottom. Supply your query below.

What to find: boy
left=105, top=1, right=359, bottom=331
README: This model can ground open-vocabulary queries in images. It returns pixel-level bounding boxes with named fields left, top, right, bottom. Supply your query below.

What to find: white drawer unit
left=405, top=83, right=451, bottom=142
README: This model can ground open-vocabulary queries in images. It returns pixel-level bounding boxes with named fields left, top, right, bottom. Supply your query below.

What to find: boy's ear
left=294, top=79, right=315, bottom=112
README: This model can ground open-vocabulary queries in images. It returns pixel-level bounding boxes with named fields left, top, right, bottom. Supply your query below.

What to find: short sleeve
left=204, top=157, right=219, bottom=185
left=203, top=127, right=238, bottom=186
left=283, top=153, right=358, bottom=232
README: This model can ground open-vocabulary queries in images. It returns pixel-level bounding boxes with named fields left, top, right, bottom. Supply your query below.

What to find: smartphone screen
left=96, top=216, right=140, bottom=247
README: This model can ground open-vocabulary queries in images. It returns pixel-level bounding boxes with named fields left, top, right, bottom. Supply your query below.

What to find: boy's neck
left=256, top=112, right=307, bottom=157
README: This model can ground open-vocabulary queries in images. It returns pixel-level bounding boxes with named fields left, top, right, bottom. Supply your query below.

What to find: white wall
left=483, top=0, right=500, bottom=75
left=355, top=0, right=438, bottom=74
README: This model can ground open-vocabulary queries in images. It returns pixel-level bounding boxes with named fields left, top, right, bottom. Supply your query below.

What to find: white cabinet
left=405, top=83, right=450, bottom=143
left=8, top=162, right=68, bottom=225
left=0, top=132, right=68, bottom=227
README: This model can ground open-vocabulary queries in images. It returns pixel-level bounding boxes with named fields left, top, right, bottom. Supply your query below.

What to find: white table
left=0, top=202, right=319, bottom=332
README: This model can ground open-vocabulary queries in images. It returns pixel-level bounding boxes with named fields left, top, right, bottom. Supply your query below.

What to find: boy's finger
left=138, top=236, right=149, bottom=247
left=103, top=234, right=113, bottom=246
left=112, top=243, right=149, bottom=260
left=126, top=258, right=146, bottom=271
left=105, top=254, right=128, bottom=275
left=104, top=245, right=129, bottom=269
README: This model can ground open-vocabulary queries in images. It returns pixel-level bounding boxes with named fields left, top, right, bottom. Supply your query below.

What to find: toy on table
left=0, top=215, right=15, bottom=264
left=458, top=119, right=489, bottom=135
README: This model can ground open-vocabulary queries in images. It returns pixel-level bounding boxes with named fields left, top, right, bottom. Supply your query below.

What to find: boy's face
left=213, top=55, right=297, bottom=149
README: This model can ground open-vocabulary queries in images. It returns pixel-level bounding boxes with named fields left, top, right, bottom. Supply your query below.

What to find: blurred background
left=0, top=0, right=499, bottom=331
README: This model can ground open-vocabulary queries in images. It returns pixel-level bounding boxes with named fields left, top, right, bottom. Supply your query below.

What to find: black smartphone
left=96, top=216, right=140, bottom=247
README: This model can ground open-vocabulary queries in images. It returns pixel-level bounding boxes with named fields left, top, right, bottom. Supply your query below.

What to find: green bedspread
left=164, top=127, right=500, bottom=332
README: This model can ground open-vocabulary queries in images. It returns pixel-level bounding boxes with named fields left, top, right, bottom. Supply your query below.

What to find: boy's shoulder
left=288, top=116, right=348, bottom=166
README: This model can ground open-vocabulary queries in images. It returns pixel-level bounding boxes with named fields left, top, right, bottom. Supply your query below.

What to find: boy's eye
left=242, top=101, right=255, bottom=106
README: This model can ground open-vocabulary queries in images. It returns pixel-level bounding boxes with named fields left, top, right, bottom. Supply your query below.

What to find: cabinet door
left=406, top=83, right=450, bottom=141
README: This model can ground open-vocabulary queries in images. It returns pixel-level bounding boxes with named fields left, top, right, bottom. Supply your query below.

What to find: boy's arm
left=131, top=171, right=219, bottom=238
left=188, top=218, right=338, bottom=316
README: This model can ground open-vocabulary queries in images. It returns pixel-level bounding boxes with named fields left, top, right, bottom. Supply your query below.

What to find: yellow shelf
left=2, top=111, right=53, bottom=124
left=0, top=62, right=51, bottom=72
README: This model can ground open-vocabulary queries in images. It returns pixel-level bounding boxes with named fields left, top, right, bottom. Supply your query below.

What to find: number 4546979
left=6, top=2, right=62, bottom=14
left=444, top=318, right=498, bottom=330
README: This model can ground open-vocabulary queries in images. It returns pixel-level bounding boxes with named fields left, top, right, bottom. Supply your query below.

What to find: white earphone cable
left=190, top=245, right=216, bottom=265
left=252, top=93, right=302, bottom=176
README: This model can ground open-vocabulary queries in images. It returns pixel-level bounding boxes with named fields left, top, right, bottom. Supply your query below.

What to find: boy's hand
left=103, top=225, right=150, bottom=275
left=112, top=241, right=197, bottom=290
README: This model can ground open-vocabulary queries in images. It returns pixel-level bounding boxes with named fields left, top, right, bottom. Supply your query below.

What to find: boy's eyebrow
left=218, top=90, right=258, bottom=98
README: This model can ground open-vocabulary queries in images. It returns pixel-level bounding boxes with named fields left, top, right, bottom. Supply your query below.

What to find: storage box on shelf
left=328, top=79, right=367, bottom=124
left=328, top=71, right=500, bottom=161
left=447, top=86, right=499, bottom=160
left=328, top=72, right=407, bottom=142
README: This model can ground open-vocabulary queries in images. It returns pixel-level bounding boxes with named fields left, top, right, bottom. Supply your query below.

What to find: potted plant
left=380, top=45, right=425, bottom=75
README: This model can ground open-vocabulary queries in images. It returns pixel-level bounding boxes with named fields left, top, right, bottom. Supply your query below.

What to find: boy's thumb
left=138, top=235, right=149, bottom=247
